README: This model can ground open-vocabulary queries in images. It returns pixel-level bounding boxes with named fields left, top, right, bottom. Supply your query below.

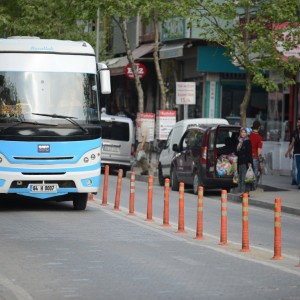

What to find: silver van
left=158, top=118, right=229, bottom=185
left=100, top=115, right=135, bottom=175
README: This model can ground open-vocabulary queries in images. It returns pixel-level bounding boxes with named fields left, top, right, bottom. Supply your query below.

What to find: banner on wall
left=156, top=110, right=177, bottom=140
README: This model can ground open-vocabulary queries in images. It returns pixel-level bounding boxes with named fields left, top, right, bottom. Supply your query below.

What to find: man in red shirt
left=249, top=120, right=263, bottom=190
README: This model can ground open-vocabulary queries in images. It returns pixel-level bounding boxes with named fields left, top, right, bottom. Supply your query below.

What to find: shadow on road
left=0, top=194, right=76, bottom=212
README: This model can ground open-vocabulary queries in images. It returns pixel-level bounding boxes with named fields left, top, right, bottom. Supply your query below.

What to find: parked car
left=100, top=114, right=135, bottom=175
left=170, top=124, right=241, bottom=193
left=158, top=118, right=229, bottom=186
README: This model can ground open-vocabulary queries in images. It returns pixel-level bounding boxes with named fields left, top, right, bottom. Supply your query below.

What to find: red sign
left=274, top=22, right=300, bottom=60
left=124, top=63, right=147, bottom=79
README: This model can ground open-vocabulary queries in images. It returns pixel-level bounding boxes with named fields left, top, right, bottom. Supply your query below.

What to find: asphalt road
left=0, top=179, right=299, bottom=300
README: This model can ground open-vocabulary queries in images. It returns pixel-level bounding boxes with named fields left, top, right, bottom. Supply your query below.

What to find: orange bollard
left=113, top=169, right=123, bottom=211
left=101, top=165, right=109, bottom=206
left=195, top=186, right=204, bottom=240
left=128, top=172, right=135, bottom=216
left=219, top=189, right=228, bottom=246
left=162, top=178, right=171, bottom=227
left=145, top=175, right=154, bottom=221
left=272, top=198, right=283, bottom=260
left=241, top=193, right=251, bottom=252
left=176, top=182, right=187, bottom=234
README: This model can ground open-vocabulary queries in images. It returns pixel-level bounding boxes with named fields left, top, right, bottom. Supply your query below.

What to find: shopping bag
left=137, top=150, right=146, bottom=161
left=245, top=166, right=256, bottom=183
left=233, top=172, right=239, bottom=184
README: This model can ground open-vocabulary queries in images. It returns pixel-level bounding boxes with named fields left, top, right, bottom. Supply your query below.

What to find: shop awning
left=159, top=43, right=185, bottom=59
left=107, top=43, right=155, bottom=76
left=197, top=46, right=244, bottom=73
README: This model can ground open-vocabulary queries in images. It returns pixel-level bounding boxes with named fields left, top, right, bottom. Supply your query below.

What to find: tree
left=100, top=0, right=187, bottom=112
left=99, top=0, right=145, bottom=112
left=186, top=0, right=300, bottom=126
left=140, top=1, right=187, bottom=110
left=0, top=0, right=99, bottom=48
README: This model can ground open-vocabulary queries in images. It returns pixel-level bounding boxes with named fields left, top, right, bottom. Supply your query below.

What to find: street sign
left=124, top=63, right=147, bottom=79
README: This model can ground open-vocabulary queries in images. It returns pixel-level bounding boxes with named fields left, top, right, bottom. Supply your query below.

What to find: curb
left=227, top=193, right=300, bottom=216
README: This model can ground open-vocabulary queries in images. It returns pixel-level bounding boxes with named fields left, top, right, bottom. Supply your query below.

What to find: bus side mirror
left=98, top=63, right=111, bottom=94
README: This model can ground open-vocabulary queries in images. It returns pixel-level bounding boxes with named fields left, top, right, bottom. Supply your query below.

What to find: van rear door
left=206, top=125, right=241, bottom=178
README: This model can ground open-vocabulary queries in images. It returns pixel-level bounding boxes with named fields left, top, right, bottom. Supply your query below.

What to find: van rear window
left=100, top=121, right=129, bottom=141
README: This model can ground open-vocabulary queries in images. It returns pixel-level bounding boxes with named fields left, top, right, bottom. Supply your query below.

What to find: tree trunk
left=120, top=20, right=144, bottom=113
left=240, top=71, right=252, bottom=127
left=153, top=9, right=166, bottom=110
left=239, top=5, right=252, bottom=128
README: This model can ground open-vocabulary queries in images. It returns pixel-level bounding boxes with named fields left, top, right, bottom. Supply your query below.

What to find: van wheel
left=193, top=173, right=200, bottom=195
left=170, top=169, right=179, bottom=191
left=158, top=164, right=164, bottom=186
left=73, top=193, right=88, bottom=210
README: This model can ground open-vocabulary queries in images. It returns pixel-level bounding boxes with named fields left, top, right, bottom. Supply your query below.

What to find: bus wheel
left=73, top=193, right=88, bottom=210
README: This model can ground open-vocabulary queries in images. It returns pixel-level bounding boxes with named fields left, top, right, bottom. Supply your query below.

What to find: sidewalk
left=229, top=174, right=300, bottom=216
left=128, top=163, right=300, bottom=216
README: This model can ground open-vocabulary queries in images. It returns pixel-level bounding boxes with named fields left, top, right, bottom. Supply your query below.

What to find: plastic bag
left=233, top=172, right=239, bottom=184
left=137, top=150, right=146, bottom=161
left=216, top=155, right=233, bottom=176
left=245, top=166, right=256, bottom=183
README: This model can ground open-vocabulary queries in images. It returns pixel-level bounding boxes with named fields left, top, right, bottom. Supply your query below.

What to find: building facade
left=104, top=16, right=299, bottom=174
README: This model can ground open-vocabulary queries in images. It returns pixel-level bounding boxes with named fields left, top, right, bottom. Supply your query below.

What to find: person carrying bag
left=236, top=127, right=253, bottom=198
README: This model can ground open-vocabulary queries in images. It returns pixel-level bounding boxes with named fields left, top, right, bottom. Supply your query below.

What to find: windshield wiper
left=0, top=119, right=57, bottom=133
left=32, top=113, right=88, bottom=134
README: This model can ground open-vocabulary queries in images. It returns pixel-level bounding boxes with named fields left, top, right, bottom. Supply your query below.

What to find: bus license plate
left=29, top=184, right=58, bottom=193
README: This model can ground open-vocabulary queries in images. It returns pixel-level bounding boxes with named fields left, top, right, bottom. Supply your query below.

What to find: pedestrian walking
left=136, top=117, right=150, bottom=175
left=249, top=120, right=263, bottom=190
left=285, top=117, right=300, bottom=185
left=236, top=127, right=253, bottom=197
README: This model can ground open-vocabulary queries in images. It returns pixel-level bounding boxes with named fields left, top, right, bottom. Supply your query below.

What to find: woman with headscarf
left=236, top=127, right=253, bottom=197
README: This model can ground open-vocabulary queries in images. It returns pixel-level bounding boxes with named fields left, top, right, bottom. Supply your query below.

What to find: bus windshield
left=0, top=71, right=99, bottom=123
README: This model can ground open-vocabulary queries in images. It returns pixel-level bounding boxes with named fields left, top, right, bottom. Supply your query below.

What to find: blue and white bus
left=0, top=37, right=111, bottom=210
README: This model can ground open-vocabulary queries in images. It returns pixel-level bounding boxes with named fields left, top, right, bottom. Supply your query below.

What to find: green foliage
left=0, top=0, right=98, bottom=46
left=187, top=0, right=300, bottom=91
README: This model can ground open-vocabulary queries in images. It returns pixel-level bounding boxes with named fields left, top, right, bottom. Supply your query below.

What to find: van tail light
left=201, top=146, right=207, bottom=164
left=131, top=144, right=135, bottom=157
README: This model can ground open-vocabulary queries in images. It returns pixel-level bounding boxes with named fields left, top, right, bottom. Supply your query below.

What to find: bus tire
left=73, top=193, right=88, bottom=210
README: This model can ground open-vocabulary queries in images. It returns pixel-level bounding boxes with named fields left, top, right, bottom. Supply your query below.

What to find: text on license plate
left=29, top=184, right=58, bottom=193
left=102, top=146, right=118, bottom=152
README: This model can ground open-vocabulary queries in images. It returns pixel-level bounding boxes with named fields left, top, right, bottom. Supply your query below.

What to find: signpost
left=176, top=82, right=196, bottom=119
left=156, top=110, right=177, bottom=140
left=137, top=112, right=155, bottom=142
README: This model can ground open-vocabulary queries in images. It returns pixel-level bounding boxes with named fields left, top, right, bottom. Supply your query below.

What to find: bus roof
left=0, top=37, right=95, bottom=55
